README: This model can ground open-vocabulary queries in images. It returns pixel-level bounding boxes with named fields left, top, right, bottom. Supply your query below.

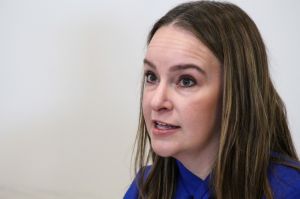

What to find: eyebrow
left=143, top=58, right=206, bottom=75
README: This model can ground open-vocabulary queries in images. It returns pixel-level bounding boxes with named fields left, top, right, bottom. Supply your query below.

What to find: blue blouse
left=124, top=160, right=300, bottom=199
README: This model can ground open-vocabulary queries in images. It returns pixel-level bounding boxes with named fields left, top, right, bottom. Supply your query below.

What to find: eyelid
left=144, top=70, right=158, bottom=84
left=179, top=74, right=196, bottom=80
left=143, top=70, right=198, bottom=88
left=177, top=74, right=197, bottom=87
left=144, top=70, right=156, bottom=78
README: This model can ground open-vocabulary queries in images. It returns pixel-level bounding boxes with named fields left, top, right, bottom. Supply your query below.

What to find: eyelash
left=144, top=71, right=157, bottom=84
left=177, top=75, right=197, bottom=87
left=144, top=71, right=197, bottom=88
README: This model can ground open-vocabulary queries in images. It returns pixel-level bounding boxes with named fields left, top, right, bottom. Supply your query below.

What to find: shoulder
left=123, top=179, right=139, bottom=199
left=123, top=166, right=151, bottom=199
left=268, top=161, right=300, bottom=198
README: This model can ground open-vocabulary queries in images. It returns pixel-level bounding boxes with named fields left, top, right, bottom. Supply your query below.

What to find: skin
left=142, top=24, right=222, bottom=179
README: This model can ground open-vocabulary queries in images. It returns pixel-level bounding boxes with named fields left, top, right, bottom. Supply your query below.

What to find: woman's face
left=142, top=25, right=222, bottom=161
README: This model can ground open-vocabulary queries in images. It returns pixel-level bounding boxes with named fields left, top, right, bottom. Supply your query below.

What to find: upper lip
left=152, top=120, right=180, bottom=127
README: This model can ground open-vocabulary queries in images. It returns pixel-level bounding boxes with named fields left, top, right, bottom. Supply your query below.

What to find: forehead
left=146, top=25, right=219, bottom=68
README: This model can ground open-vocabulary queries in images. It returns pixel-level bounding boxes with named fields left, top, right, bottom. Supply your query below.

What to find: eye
left=144, top=71, right=157, bottom=84
left=178, top=75, right=196, bottom=87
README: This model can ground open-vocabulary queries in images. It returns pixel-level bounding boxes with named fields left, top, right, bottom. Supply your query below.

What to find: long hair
left=133, top=1, right=299, bottom=199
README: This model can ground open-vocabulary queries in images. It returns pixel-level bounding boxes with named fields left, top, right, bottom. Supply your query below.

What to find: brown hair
left=133, top=1, right=299, bottom=198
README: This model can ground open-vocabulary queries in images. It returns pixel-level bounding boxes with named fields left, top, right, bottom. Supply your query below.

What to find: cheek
left=142, top=93, right=151, bottom=119
left=182, top=95, right=220, bottom=134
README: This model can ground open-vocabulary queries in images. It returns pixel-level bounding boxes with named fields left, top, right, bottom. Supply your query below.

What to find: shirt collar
left=176, top=159, right=211, bottom=198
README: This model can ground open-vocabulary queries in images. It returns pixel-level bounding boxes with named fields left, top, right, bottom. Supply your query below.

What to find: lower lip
left=152, top=127, right=180, bottom=136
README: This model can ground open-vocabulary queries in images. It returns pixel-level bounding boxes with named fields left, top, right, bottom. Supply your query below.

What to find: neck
left=174, top=136, right=219, bottom=179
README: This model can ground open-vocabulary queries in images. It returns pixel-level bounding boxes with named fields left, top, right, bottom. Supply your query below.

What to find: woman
left=124, top=1, right=300, bottom=198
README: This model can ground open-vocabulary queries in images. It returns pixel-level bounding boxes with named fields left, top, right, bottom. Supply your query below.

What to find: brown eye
left=145, top=71, right=157, bottom=84
left=178, top=76, right=196, bottom=87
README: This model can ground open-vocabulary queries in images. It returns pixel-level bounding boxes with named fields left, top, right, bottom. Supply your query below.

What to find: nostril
left=151, top=102, right=173, bottom=112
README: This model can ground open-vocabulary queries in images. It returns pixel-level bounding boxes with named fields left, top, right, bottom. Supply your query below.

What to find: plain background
left=0, top=0, right=299, bottom=198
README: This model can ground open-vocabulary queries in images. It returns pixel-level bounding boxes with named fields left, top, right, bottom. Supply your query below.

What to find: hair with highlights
left=133, top=1, right=299, bottom=198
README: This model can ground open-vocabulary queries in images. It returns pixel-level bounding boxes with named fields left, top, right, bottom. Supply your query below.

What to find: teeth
left=155, top=121, right=178, bottom=129
left=157, top=121, right=168, bottom=126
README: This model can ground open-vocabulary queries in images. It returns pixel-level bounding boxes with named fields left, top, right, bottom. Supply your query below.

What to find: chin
left=151, top=141, right=178, bottom=157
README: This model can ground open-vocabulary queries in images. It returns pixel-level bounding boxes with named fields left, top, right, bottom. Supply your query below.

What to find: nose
left=150, top=82, right=173, bottom=112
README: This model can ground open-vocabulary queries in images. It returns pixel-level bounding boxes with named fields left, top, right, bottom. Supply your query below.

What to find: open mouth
left=153, top=120, right=180, bottom=130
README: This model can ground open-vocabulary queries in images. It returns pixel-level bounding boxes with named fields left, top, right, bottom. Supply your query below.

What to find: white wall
left=0, top=0, right=299, bottom=198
